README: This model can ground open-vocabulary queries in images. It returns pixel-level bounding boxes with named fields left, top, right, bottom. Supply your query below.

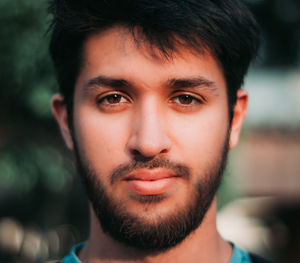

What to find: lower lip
left=125, top=177, right=178, bottom=195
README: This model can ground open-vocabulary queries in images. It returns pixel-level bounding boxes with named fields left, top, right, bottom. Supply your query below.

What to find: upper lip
left=124, top=168, right=178, bottom=181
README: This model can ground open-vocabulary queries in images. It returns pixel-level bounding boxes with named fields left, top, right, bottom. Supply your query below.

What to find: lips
left=123, top=169, right=179, bottom=195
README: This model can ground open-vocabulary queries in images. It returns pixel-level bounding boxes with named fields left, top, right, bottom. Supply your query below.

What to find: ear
left=51, top=94, right=74, bottom=150
left=229, top=89, right=248, bottom=150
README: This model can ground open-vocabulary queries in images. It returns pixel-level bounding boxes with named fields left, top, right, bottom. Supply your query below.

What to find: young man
left=49, top=0, right=267, bottom=262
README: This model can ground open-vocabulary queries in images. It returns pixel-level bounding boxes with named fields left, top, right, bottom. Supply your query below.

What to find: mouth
left=123, top=168, right=180, bottom=196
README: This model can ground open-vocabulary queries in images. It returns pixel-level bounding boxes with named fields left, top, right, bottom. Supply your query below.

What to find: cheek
left=74, top=106, right=130, bottom=174
left=168, top=105, right=229, bottom=171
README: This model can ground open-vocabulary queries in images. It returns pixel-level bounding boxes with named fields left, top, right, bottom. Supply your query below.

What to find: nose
left=126, top=98, right=171, bottom=158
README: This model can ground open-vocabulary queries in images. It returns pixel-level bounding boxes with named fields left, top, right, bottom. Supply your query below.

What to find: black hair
left=48, top=0, right=260, bottom=122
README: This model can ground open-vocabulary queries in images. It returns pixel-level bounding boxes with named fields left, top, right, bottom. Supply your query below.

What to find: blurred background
left=0, top=0, right=299, bottom=262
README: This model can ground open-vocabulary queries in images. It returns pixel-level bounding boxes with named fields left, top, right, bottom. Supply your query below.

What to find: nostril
left=130, top=148, right=168, bottom=162
left=133, top=154, right=155, bottom=163
left=131, top=149, right=140, bottom=156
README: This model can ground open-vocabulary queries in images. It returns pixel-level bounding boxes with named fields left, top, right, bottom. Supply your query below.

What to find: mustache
left=110, top=157, right=191, bottom=185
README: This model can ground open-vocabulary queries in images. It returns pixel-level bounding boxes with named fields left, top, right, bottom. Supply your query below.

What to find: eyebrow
left=84, top=76, right=133, bottom=91
left=166, top=77, right=217, bottom=91
left=83, top=75, right=218, bottom=94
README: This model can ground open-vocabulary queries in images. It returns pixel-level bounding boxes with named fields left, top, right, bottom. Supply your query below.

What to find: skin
left=52, top=26, right=248, bottom=263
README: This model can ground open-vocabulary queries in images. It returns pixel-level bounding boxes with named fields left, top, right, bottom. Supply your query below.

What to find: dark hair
left=48, top=0, right=260, bottom=121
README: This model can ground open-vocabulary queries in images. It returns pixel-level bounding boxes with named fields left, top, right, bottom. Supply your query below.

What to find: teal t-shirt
left=61, top=242, right=253, bottom=263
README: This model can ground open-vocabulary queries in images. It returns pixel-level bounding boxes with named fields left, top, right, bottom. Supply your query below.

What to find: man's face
left=53, top=26, right=247, bottom=250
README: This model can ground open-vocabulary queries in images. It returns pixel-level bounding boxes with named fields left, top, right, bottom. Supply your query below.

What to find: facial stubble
left=74, top=130, right=230, bottom=252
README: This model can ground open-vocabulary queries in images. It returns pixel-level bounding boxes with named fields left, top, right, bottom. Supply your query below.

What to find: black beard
left=74, top=132, right=229, bottom=252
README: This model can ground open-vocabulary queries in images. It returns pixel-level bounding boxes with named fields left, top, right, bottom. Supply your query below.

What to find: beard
left=74, top=130, right=230, bottom=252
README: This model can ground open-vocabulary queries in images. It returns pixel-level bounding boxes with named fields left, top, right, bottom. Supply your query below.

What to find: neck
left=79, top=198, right=232, bottom=263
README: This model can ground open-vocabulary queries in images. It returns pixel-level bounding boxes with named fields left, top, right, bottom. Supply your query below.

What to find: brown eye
left=97, top=93, right=130, bottom=112
left=177, top=95, right=195, bottom=105
left=105, top=94, right=123, bottom=104
left=98, top=94, right=129, bottom=106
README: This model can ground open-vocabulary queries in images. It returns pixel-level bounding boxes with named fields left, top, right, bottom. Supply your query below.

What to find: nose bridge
left=139, top=96, right=162, bottom=135
left=128, top=95, right=171, bottom=157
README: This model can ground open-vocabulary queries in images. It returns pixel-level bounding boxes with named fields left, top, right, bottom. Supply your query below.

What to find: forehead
left=77, top=26, right=226, bottom=93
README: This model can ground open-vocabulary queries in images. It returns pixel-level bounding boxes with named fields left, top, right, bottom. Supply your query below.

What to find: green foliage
left=0, top=0, right=56, bottom=119
left=0, top=143, right=73, bottom=193
left=0, top=0, right=66, bottom=195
